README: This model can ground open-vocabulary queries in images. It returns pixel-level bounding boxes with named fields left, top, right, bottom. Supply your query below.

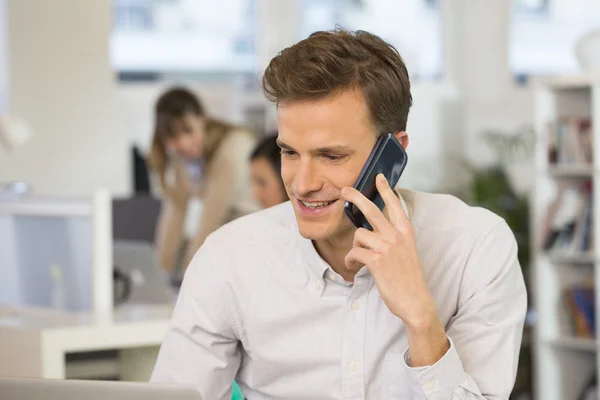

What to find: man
left=151, top=29, right=527, bottom=399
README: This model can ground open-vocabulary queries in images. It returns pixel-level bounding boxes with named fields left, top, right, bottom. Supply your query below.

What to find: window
left=510, top=0, right=600, bottom=76
left=110, top=0, right=257, bottom=76
left=300, top=0, right=444, bottom=81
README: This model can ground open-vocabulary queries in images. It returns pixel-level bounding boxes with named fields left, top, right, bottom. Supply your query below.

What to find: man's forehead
left=278, top=88, right=369, bottom=113
left=277, top=127, right=376, bottom=153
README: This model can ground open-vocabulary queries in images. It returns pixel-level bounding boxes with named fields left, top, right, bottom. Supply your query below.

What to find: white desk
left=0, top=304, right=172, bottom=381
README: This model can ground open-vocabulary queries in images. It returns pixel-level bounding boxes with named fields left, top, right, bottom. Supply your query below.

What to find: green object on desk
left=232, top=381, right=244, bottom=400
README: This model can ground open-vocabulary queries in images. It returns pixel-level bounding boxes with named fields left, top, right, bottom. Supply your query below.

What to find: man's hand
left=341, top=174, right=449, bottom=367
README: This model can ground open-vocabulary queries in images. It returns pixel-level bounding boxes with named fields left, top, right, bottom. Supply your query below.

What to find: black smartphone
left=344, top=133, right=408, bottom=230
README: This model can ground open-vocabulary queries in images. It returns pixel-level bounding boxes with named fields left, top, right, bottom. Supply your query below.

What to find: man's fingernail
left=342, top=187, right=350, bottom=195
left=377, top=174, right=388, bottom=186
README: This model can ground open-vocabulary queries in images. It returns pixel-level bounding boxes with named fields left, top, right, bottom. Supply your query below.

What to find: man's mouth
left=299, top=200, right=337, bottom=209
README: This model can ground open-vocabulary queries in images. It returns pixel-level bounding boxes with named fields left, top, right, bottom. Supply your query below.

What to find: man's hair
left=261, top=28, right=412, bottom=133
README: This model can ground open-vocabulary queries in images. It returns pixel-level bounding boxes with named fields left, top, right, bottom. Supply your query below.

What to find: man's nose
left=292, top=160, right=322, bottom=195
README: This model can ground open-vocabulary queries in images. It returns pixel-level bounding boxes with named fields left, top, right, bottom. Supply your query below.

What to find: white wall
left=0, top=0, right=8, bottom=113
left=0, top=0, right=129, bottom=196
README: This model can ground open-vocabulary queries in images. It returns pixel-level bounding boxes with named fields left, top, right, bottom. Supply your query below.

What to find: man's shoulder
left=402, top=189, right=507, bottom=236
left=185, top=202, right=302, bottom=293
left=205, top=201, right=298, bottom=251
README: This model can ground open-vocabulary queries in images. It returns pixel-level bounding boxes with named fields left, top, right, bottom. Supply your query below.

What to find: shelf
left=536, top=72, right=600, bottom=89
left=548, top=337, right=597, bottom=352
left=547, top=251, right=596, bottom=265
left=547, top=165, right=594, bottom=178
left=65, top=358, right=119, bottom=379
left=533, top=73, right=599, bottom=400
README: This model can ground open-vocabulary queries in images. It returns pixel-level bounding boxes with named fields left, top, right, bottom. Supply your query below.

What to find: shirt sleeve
left=402, top=221, right=528, bottom=399
left=150, top=236, right=241, bottom=400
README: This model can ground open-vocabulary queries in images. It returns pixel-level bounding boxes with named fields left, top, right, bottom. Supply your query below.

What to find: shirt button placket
left=340, top=278, right=368, bottom=399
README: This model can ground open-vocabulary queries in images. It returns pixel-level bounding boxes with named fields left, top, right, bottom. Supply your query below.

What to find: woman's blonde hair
left=147, top=87, right=233, bottom=192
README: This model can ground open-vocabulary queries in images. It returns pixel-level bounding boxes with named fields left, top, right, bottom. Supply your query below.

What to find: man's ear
left=393, top=131, right=409, bottom=150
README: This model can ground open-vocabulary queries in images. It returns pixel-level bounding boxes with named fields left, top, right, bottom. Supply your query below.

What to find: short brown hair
left=261, top=28, right=412, bottom=133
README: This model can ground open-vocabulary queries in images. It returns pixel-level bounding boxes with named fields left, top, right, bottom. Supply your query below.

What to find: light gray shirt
left=151, top=189, right=527, bottom=399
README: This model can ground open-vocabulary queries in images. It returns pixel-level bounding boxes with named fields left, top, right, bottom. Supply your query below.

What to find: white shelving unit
left=532, top=73, right=600, bottom=400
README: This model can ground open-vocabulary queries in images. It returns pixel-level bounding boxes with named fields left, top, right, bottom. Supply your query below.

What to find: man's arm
left=401, top=221, right=527, bottom=399
left=342, top=177, right=527, bottom=399
left=151, top=237, right=241, bottom=400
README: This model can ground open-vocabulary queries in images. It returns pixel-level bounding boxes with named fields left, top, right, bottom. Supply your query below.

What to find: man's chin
left=295, top=221, right=329, bottom=241
left=296, top=218, right=356, bottom=240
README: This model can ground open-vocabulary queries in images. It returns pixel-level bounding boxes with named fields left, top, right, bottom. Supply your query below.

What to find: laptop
left=113, top=240, right=173, bottom=305
left=0, top=377, right=203, bottom=400
left=111, top=195, right=175, bottom=306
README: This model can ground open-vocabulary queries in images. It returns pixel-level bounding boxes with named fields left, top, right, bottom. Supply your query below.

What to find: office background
left=1, top=1, right=600, bottom=399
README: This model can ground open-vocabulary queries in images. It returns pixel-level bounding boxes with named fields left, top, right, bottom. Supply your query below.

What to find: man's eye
left=281, top=150, right=297, bottom=157
left=323, top=154, right=344, bottom=161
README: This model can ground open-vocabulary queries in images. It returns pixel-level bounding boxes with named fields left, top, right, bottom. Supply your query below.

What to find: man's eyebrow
left=276, top=139, right=294, bottom=151
left=276, top=139, right=355, bottom=154
left=313, top=145, right=355, bottom=154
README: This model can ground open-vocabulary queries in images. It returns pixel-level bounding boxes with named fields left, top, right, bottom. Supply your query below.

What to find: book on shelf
left=540, top=180, right=594, bottom=253
left=564, top=281, right=596, bottom=339
left=547, top=117, right=593, bottom=166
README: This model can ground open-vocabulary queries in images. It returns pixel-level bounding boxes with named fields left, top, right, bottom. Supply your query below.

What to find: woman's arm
left=183, top=130, right=257, bottom=267
left=155, top=162, right=190, bottom=272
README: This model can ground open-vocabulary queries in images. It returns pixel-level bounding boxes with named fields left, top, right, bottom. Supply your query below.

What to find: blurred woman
left=148, top=87, right=258, bottom=272
left=249, top=135, right=288, bottom=208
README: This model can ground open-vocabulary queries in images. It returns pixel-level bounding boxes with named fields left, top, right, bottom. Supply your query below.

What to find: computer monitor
left=0, top=192, right=113, bottom=313
left=112, top=195, right=161, bottom=243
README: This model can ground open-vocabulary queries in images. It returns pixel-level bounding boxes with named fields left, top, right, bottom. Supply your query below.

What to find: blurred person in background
left=249, top=134, right=288, bottom=209
left=148, top=87, right=258, bottom=275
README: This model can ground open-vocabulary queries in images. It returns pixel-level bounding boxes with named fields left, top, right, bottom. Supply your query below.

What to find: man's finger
left=342, top=186, right=394, bottom=234
left=354, top=227, right=390, bottom=250
left=375, top=174, right=407, bottom=227
left=344, top=247, right=373, bottom=272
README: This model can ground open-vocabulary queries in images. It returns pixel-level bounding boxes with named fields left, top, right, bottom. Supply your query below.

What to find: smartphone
left=344, top=133, right=408, bottom=230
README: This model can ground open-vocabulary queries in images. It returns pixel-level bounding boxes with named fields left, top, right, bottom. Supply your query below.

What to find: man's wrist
left=403, top=300, right=449, bottom=367
left=401, top=293, right=439, bottom=333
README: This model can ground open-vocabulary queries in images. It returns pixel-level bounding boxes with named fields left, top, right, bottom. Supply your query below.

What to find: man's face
left=277, top=89, right=378, bottom=241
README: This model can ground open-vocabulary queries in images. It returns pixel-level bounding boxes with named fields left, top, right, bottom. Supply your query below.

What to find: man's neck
left=313, top=228, right=358, bottom=283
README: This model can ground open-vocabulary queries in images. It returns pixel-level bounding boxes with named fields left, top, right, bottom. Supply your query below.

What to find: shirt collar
left=392, top=188, right=413, bottom=222
left=296, top=233, right=329, bottom=282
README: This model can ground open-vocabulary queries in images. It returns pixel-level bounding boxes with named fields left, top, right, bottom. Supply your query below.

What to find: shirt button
left=351, top=301, right=360, bottom=311
left=348, top=361, right=357, bottom=373
left=425, top=381, right=437, bottom=390
left=330, top=274, right=337, bottom=281
left=315, top=281, right=323, bottom=291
